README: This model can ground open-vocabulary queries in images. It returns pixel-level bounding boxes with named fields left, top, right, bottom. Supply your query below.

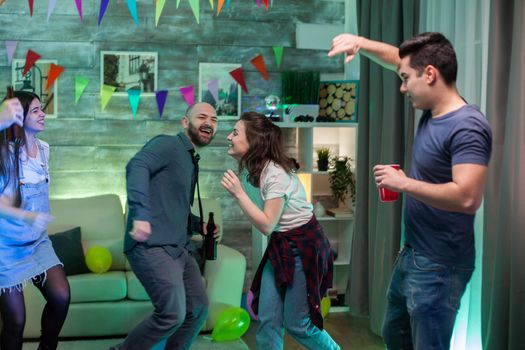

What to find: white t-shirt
left=0, top=140, right=49, bottom=199
left=259, top=161, right=313, bottom=232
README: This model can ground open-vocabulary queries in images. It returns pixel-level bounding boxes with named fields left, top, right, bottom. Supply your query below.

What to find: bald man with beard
left=112, top=103, right=220, bottom=350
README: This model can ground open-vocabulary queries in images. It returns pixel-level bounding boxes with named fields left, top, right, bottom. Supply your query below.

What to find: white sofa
left=9, top=194, right=246, bottom=338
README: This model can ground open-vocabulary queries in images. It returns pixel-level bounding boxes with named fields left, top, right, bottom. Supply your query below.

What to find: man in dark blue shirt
left=113, top=102, right=219, bottom=350
left=329, top=32, right=492, bottom=349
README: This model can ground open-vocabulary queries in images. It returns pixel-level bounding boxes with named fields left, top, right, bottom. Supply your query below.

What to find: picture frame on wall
left=11, top=59, right=58, bottom=118
left=318, top=80, right=358, bottom=122
left=198, top=62, right=241, bottom=120
left=100, top=51, right=158, bottom=96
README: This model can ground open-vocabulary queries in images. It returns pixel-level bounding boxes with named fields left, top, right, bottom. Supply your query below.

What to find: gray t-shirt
left=404, top=105, right=492, bottom=267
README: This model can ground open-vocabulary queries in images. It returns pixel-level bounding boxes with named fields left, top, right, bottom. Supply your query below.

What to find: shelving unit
left=251, top=121, right=358, bottom=310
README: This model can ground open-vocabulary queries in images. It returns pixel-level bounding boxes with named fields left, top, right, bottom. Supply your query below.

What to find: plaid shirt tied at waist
left=250, top=215, right=334, bottom=330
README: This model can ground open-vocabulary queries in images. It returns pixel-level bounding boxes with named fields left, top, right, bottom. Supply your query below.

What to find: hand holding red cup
left=377, top=164, right=401, bottom=202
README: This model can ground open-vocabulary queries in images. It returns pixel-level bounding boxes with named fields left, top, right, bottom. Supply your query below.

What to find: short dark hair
left=399, top=32, right=457, bottom=85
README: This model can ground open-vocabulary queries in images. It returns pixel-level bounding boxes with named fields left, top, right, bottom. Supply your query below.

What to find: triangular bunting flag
left=217, top=0, right=225, bottom=16
left=209, top=0, right=214, bottom=10
left=188, top=0, right=200, bottom=24
left=75, top=76, right=90, bottom=104
left=155, top=0, right=166, bottom=27
left=22, top=49, right=41, bottom=77
left=207, top=79, right=219, bottom=104
left=45, top=64, right=65, bottom=91
left=256, top=0, right=261, bottom=8
left=127, top=89, right=141, bottom=118
left=5, top=41, right=17, bottom=65
left=176, top=0, right=181, bottom=8
left=263, top=0, right=269, bottom=10
left=226, top=0, right=231, bottom=7
left=98, top=0, right=110, bottom=26
left=179, top=85, right=195, bottom=107
left=75, top=0, right=83, bottom=22
left=47, top=0, right=57, bottom=22
left=251, top=54, right=269, bottom=80
left=229, top=68, right=248, bottom=94
left=155, top=90, right=168, bottom=118
left=271, top=0, right=274, bottom=6
left=28, top=0, right=34, bottom=17
left=273, top=46, right=283, bottom=69
left=101, top=85, right=117, bottom=111
left=127, top=0, right=139, bottom=26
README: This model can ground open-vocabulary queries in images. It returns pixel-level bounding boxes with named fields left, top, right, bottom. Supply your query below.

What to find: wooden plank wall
left=0, top=0, right=345, bottom=285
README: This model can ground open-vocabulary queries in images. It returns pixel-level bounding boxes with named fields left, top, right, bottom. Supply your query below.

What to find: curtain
left=419, top=1, right=490, bottom=348
left=482, top=0, right=525, bottom=349
left=347, top=0, right=418, bottom=335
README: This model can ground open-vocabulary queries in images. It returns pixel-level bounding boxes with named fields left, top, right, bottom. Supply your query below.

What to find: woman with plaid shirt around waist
left=222, top=112, right=340, bottom=350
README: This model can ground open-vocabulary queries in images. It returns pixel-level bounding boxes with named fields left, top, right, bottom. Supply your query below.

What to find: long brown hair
left=238, top=112, right=293, bottom=187
left=0, top=91, right=39, bottom=207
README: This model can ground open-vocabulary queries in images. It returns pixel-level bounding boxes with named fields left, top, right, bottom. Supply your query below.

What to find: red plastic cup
left=379, top=164, right=400, bottom=202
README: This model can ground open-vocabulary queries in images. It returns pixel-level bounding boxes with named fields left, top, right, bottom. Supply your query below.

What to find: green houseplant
left=329, top=156, right=356, bottom=209
left=316, top=147, right=331, bottom=171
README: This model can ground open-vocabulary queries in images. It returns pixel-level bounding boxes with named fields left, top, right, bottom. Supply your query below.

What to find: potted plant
left=316, top=147, right=331, bottom=171
left=329, top=156, right=356, bottom=210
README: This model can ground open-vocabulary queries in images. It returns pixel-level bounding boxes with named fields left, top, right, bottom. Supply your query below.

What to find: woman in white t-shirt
left=221, top=112, right=340, bottom=350
left=0, top=91, right=70, bottom=350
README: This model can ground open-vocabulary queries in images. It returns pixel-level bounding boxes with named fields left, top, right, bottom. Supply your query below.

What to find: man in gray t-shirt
left=329, top=32, right=492, bottom=350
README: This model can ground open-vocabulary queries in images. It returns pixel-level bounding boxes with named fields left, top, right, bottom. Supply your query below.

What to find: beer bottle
left=205, top=212, right=217, bottom=260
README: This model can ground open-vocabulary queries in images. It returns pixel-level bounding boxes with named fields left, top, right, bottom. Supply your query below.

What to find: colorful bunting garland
left=126, top=0, right=139, bottom=26
left=75, top=0, right=83, bottom=22
left=47, top=0, right=57, bottom=22
left=45, top=63, right=65, bottom=91
left=217, top=0, right=225, bottom=16
left=101, top=85, right=116, bottom=111
left=273, top=46, right=284, bottom=69
left=5, top=41, right=17, bottom=65
left=98, top=0, right=110, bottom=26
left=251, top=54, right=268, bottom=80
left=75, top=76, right=90, bottom=104
left=155, top=0, right=167, bottom=27
left=179, top=85, right=195, bottom=107
left=22, top=49, right=41, bottom=77
left=28, top=0, right=34, bottom=17
left=156, top=90, right=168, bottom=118
left=127, top=89, right=141, bottom=118
left=229, top=68, right=248, bottom=94
left=188, top=0, right=200, bottom=24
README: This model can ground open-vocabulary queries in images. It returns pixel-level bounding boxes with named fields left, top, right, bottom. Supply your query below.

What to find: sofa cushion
left=49, top=227, right=89, bottom=276
left=68, top=271, right=127, bottom=303
left=49, top=194, right=128, bottom=270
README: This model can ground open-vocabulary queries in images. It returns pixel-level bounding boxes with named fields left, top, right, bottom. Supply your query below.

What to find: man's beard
left=187, top=121, right=215, bottom=147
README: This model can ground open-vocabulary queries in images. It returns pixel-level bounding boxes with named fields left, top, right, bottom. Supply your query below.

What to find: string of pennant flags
left=23, top=0, right=274, bottom=25
left=4, top=43, right=285, bottom=118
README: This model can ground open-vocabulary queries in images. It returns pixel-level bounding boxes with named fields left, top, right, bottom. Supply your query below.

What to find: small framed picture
left=198, top=62, right=241, bottom=120
left=318, top=81, right=358, bottom=122
left=11, top=59, right=58, bottom=118
left=100, top=51, right=158, bottom=96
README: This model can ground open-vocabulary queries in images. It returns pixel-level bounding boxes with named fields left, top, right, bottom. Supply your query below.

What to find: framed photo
left=11, top=59, right=58, bottom=118
left=318, top=80, right=358, bottom=122
left=100, top=51, right=158, bottom=96
left=198, top=62, right=241, bottom=120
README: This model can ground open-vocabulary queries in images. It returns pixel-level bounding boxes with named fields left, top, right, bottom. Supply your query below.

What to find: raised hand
left=328, top=33, right=361, bottom=63
left=0, top=98, right=24, bottom=130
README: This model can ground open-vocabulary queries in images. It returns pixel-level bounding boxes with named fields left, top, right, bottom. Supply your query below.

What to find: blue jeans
left=113, top=245, right=208, bottom=350
left=256, top=254, right=340, bottom=350
left=382, top=246, right=473, bottom=350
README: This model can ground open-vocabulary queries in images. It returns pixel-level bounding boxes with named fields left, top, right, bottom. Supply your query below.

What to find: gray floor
left=24, top=335, right=249, bottom=350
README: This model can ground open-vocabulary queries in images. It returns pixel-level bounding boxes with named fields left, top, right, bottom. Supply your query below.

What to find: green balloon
left=85, top=245, right=112, bottom=274
left=212, top=307, right=251, bottom=342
